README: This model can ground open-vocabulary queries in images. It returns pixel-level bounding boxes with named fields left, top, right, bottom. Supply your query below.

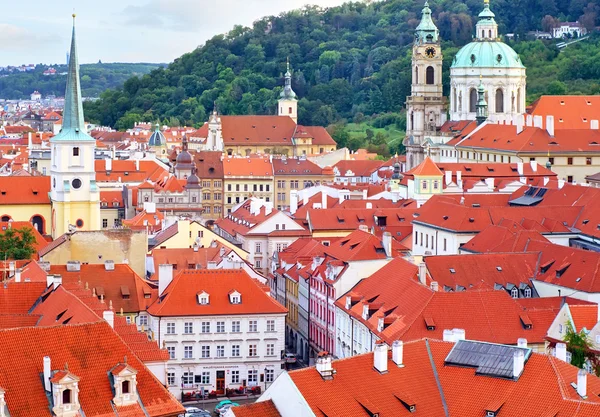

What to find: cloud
left=0, top=24, right=59, bottom=51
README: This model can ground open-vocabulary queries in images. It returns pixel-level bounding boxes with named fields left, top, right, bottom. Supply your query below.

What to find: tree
left=541, top=15, right=559, bottom=33
left=563, top=322, right=600, bottom=376
left=0, top=227, right=36, bottom=260
left=547, top=80, right=567, bottom=95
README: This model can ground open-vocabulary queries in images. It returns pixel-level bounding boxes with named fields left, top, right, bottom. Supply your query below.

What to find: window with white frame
left=184, top=345, right=193, bottom=359
left=182, top=372, right=194, bottom=385
left=231, top=370, right=240, bottom=384
left=139, top=315, right=148, bottom=326
left=232, top=344, right=240, bottom=357
left=255, top=259, right=262, bottom=269
left=184, top=322, right=193, bottom=334
left=216, top=321, right=225, bottom=333
left=248, top=369, right=258, bottom=384
left=230, top=292, right=241, bottom=304
left=166, top=322, right=175, bottom=334
left=216, top=345, right=225, bottom=357
left=248, top=344, right=257, bottom=357
left=255, top=243, right=262, bottom=254
left=267, top=343, right=275, bottom=356
left=266, top=319, right=275, bottom=332
left=167, top=346, right=175, bottom=359
left=201, top=321, right=210, bottom=333
left=231, top=321, right=241, bottom=333
left=201, top=345, right=210, bottom=358
left=276, top=243, right=288, bottom=252
left=126, top=316, right=132, bottom=324
left=265, top=368, right=274, bottom=383
left=201, top=371, right=210, bottom=384
left=167, top=372, right=175, bottom=385
left=249, top=320, right=258, bottom=332
left=510, top=287, right=519, bottom=298
left=524, top=287, right=532, bottom=298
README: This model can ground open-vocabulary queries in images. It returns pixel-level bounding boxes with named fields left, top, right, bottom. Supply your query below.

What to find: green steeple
left=476, top=78, right=488, bottom=125
left=280, top=59, right=297, bottom=100
left=415, top=1, right=439, bottom=44
left=51, top=15, right=94, bottom=142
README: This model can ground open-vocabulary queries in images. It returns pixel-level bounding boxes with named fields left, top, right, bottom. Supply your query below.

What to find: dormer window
left=229, top=290, right=241, bottom=304
left=110, top=362, right=139, bottom=407
left=510, top=287, right=519, bottom=298
left=197, top=291, right=209, bottom=305
left=50, top=368, right=81, bottom=417
left=524, top=287, right=532, bottom=298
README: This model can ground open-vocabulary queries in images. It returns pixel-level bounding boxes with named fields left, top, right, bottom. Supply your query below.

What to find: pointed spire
left=415, top=1, right=439, bottom=44
left=51, top=14, right=93, bottom=142
left=280, top=59, right=296, bottom=100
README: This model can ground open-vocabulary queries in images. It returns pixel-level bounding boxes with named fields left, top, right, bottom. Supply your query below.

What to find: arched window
left=489, top=29, right=492, bottom=38
left=122, top=380, right=130, bottom=394
left=517, top=88, right=521, bottom=113
left=426, top=66, right=434, bottom=85
left=469, top=88, right=477, bottom=113
left=288, top=107, right=292, bottom=114
left=31, top=215, right=44, bottom=234
left=510, top=287, right=519, bottom=298
left=62, top=389, right=72, bottom=404
left=482, top=30, right=485, bottom=38
left=410, top=112, right=414, bottom=131
left=452, top=88, right=457, bottom=113
left=72, top=147, right=79, bottom=156
left=1, top=215, right=11, bottom=222
left=524, top=287, right=532, bottom=298
left=496, top=89, right=504, bottom=113
left=414, top=66, right=419, bottom=84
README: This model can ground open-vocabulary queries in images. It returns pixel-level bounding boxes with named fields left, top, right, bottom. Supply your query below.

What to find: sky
left=1, top=0, right=347, bottom=67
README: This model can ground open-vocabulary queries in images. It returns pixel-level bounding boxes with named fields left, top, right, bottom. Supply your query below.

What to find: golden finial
left=109, top=300, right=113, bottom=310
left=72, top=13, right=76, bottom=18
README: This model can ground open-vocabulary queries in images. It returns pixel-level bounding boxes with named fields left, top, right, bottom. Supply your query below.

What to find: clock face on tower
left=425, top=47, right=436, bottom=58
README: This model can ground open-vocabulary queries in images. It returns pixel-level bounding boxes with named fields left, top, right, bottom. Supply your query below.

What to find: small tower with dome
left=175, top=134, right=194, bottom=179
left=148, top=123, right=168, bottom=157
left=278, top=60, right=298, bottom=124
left=449, top=0, right=526, bottom=122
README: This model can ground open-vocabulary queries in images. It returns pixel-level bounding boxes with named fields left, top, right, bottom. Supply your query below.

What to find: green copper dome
left=451, top=41, right=524, bottom=69
left=415, top=1, right=439, bottom=44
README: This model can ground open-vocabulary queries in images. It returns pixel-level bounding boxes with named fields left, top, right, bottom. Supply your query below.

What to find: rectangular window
left=201, top=345, right=210, bottom=358
left=231, top=321, right=240, bottom=333
left=231, top=370, right=240, bottom=384
left=260, top=185, right=264, bottom=192
left=244, top=184, right=248, bottom=192
left=167, top=346, right=175, bottom=359
left=266, top=184, right=270, bottom=192
left=277, top=180, right=285, bottom=188
left=139, top=315, right=148, bottom=326
left=182, top=372, right=194, bottom=385
left=443, top=238, right=447, bottom=252
left=102, top=219, right=108, bottom=228
left=267, top=343, right=275, bottom=356
left=236, top=184, right=240, bottom=191
left=227, top=184, right=232, bottom=191
left=184, top=345, right=193, bottom=359
left=167, top=372, right=175, bottom=385
left=227, top=197, right=232, bottom=204
left=255, top=243, right=262, bottom=253
left=216, top=345, right=225, bottom=357
left=248, top=344, right=257, bottom=357
left=214, top=193, right=221, bottom=200
left=549, top=157, right=554, bottom=165
left=248, top=369, right=258, bottom=383
left=265, top=368, right=274, bottom=383
left=267, top=319, right=275, bottom=332
left=253, top=184, right=257, bottom=192
left=216, top=321, right=225, bottom=333
left=255, top=259, right=262, bottom=268
left=249, top=320, right=258, bottom=332
left=201, top=371, right=210, bottom=384
left=587, top=157, right=592, bottom=165
left=568, top=175, right=574, bottom=183
left=203, top=192, right=211, bottom=200
left=192, top=196, right=197, bottom=203
left=166, top=322, right=175, bottom=334
left=214, top=181, right=222, bottom=188
left=231, top=344, right=240, bottom=357
left=568, top=157, right=573, bottom=165
left=184, top=322, right=193, bottom=334
left=201, top=321, right=210, bottom=333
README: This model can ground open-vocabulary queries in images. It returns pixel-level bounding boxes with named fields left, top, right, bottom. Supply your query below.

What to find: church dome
left=148, top=127, right=166, bottom=147
left=176, top=149, right=192, bottom=164
left=452, top=41, right=524, bottom=69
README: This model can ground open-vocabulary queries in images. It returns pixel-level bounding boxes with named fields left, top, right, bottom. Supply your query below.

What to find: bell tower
left=278, top=60, right=298, bottom=124
left=404, top=1, right=447, bottom=170
left=49, top=15, right=100, bottom=237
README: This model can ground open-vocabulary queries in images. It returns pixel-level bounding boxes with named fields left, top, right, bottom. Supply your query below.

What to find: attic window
left=197, top=292, right=209, bottom=305
left=556, top=263, right=571, bottom=278
left=583, top=219, right=590, bottom=225
left=425, top=316, right=435, bottom=330
left=443, top=215, right=448, bottom=220
left=449, top=268, right=456, bottom=274
left=496, top=266, right=502, bottom=272
left=229, top=291, right=241, bottom=304
left=468, top=218, right=475, bottom=223
left=540, top=260, right=555, bottom=274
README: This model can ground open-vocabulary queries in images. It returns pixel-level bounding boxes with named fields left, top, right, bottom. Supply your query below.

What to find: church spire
left=415, top=1, right=439, bottom=44
left=476, top=78, right=488, bottom=125
left=52, top=14, right=93, bottom=142
left=280, top=58, right=296, bottom=100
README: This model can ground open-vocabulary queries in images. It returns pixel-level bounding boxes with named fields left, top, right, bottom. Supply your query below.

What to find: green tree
left=564, top=322, right=600, bottom=376
left=0, top=227, right=36, bottom=260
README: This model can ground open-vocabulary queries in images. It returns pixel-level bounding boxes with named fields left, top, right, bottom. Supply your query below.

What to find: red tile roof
left=192, top=151, right=224, bottom=178
left=272, top=157, right=326, bottom=175
left=333, top=160, right=384, bottom=177
left=0, top=282, right=47, bottom=314
left=122, top=209, right=164, bottom=233
left=221, top=115, right=295, bottom=144
left=150, top=244, right=233, bottom=277
left=411, top=157, right=443, bottom=176
left=0, top=322, right=183, bottom=417
left=147, top=269, right=286, bottom=317
left=223, top=156, right=273, bottom=177
left=95, top=159, right=168, bottom=183
left=0, top=222, right=48, bottom=254
left=0, top=176, right=50, bottom=205
left=528, top=95, right=600, bottom=130
left=294, top=125, right=336, bottom=146
left=231, top=400, right=281, bottom=417
left=324, top=229, right=405, bottom=261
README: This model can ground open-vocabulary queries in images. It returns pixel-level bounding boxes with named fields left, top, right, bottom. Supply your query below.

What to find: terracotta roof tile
left=0, top=176, right=50, bottom=204
left=231, top=399, right=281, bottom=417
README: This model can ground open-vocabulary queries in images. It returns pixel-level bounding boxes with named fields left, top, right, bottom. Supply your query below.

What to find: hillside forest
left=71, top=0, right=600, bottom=156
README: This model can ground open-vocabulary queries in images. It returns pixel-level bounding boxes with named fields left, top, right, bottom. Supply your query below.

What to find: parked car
left=214, top=400, right=239, bottom=416
left=284, top=352, right=297, bottom=364
left=179, top=406, right=211, bottom=417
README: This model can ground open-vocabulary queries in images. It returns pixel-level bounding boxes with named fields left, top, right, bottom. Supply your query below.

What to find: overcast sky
left=1, top=0, right=347, bottom=66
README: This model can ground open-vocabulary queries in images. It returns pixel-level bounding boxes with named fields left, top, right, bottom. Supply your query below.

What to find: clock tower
left=49, top=15, right=100, bottom=238
left=404, top=1, right=447, bottom=170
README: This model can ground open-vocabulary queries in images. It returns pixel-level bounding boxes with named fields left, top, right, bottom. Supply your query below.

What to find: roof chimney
left=373, top=342, right=388, bottom=374
left=555, top=342, right=567, bottom=362
left=345, top=295, right=351, bottom=310
left=517, top=162, right=524, bottom=176
left=392, top=340, right=404, bottom=367
left=14, top=268, right=21, bottom=283
left=135, top=158, right=140, bottom=171
left=66, top=260, right=81, bottom=272
left=456, top=170, right=462, bottom=184
left=103, top=310, right=114, bottom=328
left=453, top=328, right=466, bottom=341
left=591, top=120, right=599, bottom=130
left=546, top=115, right=554, bottom=137
left=377, top=317, right=384, bottom=332
left=430, top=281, right=439, bottom=292
left=526, top=114, right=533, bottom=127
left=513, top=350, right=525, bottom=379
left=104, top=260, right=115, bottom=271
left=382, top=232, right=392, bottom=258
left=577, top=369, right=587, bottom=398
left=362, top=304, right=369, bottom=320
left=445, top=170, right=452, bottom=185
left=158, top=264, right=174, bottom=296
left=443, top=329, right=454, bottom=342
left=302, top=192, right=308, bottom=206
left=290, top=190, right=298, bottom=215
left=316, top=352, right=333, bottom=379
left=43, top=356, right=51, bottom=392
left=418, top=262, right=427, bottom=286
left=517, top=338, right=527, bottom=348
left=321, top=191, right=327, bottom=209
left=105, top=158, right=112, bottom=171
left=533, top=115, right=543, bottom=129
left=530, top=160, right=538, bottom=172
left=366, top=202, right=372, bottom=209
left=516, top=114, right=525, bottom=134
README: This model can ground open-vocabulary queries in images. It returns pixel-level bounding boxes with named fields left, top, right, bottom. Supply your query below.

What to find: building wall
left=152, top=313, right=286, bottom=396
left=199, top=179, right=224, bottom=220
left=51, top=200, right=101, bottom=239
left=0, top=203, right=51, bottom=235
left=100, top=207, right=124, bottom=229
left=274, top=174, right=333, bottom=211
left=412, top=223, right=475, bottom=256
left=42, top=229, right=147, bottom=278
left=224, top=178, right=274, bottom=214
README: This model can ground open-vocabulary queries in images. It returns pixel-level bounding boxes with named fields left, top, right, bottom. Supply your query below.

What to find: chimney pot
left=103, top=310, right=115, bottom=328
left=14, top=268, right=21, bottom=283
left=392, top=340, right=404, bottom=367
left=43, top=356, right=52, bottom=392
left=345, top=295, right=351, bottom=310
left=362, top=304, right=369, bottom=320
left=158, top=264, right=174, bottom=296
left=430, top=281, right=439, bottom=292
left=513, top=350, right=525, bottom=378
left=453, top=328, right=466, bottom=341
left=443, top=329, right=454, bottom=342
left=555, top=342, right=567, bottom=362
left=577, top=369, right=587, bottom=398
left=316, top=352, right=333, bottom=379
left=546, top=115, right=555, bottom=137
left=418, top=262, right=427, bottom=286
left=517, top=338, right=527, bottom=348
